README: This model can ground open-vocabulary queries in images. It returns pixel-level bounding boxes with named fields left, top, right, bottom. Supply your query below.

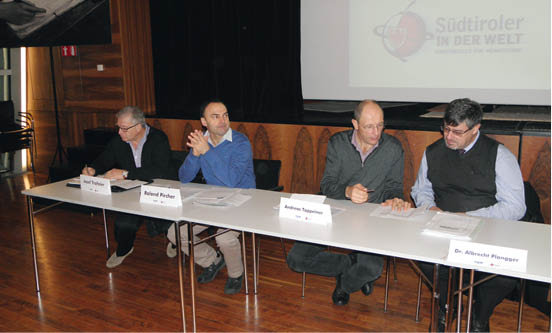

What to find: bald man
left=287, top=100, right=409, bottom=306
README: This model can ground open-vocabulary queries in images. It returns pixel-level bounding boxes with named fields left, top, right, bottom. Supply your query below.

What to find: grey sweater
left=320, top=130, right=405, bottom=203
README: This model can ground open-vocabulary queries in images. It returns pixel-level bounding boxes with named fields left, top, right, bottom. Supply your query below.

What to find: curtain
left=150, top=0, right=303, bottom=123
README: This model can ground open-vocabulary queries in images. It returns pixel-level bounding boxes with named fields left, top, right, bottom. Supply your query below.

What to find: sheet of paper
left=422, top=212, right=481, bottom=240
left=179, top=187, right=204, bottom=202
left=290, top=193, right=326, bottom=204
left=192, top=191, right=251, bottom=208
left=370, top=205, right=431, bottom=221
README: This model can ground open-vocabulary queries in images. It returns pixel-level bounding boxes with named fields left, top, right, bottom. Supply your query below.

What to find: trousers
left=167, top=223, right=244, bottom=278
left=114, top=213, right=142, bottom=256
left=114, top=213, right=171, bottom=256
left=419, top=262, right=517, bottom=323
left=287, top=241, right=383, bottom=294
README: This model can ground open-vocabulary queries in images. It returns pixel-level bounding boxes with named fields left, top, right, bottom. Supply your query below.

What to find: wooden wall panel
left=147, top=120, right=549, bottom=224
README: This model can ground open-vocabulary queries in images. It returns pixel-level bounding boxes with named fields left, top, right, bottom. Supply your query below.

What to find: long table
left=22, top=179, right=551, bottom=332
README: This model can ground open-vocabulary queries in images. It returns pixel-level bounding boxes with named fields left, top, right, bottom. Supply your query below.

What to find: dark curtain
left=150, top=0, right=303, bottom=123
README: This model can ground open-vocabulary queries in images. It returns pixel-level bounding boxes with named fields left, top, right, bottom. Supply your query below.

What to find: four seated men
left=82, top=98, right=532, bottom=330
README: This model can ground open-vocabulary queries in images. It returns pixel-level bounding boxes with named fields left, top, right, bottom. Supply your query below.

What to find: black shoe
left=471, top=316, right=490, bottom=332
left=197, top=254, right=226, bottom=284
left=224, top=274, right=244, bottom=294
left=360, top=281, right=374, bottom=296
left=332, top=275, right=350, bottom=306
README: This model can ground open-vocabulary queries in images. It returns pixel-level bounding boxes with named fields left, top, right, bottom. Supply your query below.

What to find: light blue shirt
left=411, top=132, right=526, bottom=221
left=205, top=128, right=233, bottom=146
left=127, top=124, right=150, bottom=168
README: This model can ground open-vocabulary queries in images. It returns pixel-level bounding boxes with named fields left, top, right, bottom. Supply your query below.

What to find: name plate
left=279, top=197, right=332, bottom=225
left=80, top=175, right=111, bottom=195
left=447, top=240, right=528, bottom=272
left=140, top=185, right=182, bottom=207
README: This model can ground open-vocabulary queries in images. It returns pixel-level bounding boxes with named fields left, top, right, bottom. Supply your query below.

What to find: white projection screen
left=301, top=0, right=551, bottom=105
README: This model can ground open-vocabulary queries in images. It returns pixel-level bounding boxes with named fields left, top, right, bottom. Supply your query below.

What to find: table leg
left=26, top=196, right=40, bottom=293
left=102, top=209, right=110, bottom=259
left=431, top=263, right=440, bottom=332
left=251, top=233, right=257, bottom=294
left=456, top=268, right=463, bottom=332
left=466, top=269, right=475, bottom=333
left=188, top=222, right=197, bottom=332
left=174, top=221, right=187, bottom=332
left=242, top=231, right=249, bottom=294
left=517, top=279, right=526, bottom=332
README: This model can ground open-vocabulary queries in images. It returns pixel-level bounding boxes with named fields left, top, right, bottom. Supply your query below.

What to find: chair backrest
left=169, top=150, right=189, bottom=180
left=0, top=101, right=17, bottom=131
left=520, top=181, right=544, bottom=223
left=253, top=159, right=283, bottom=191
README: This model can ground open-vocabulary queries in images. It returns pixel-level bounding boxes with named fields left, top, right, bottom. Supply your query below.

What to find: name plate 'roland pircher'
left=279, top=197, right=332, bottom=225
left=80, top=174, right=111, bottom=195
left=140, top=184, right=182, bottom=207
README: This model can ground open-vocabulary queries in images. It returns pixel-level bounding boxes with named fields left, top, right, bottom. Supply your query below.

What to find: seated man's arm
left=320, top=138, right=348, bottom=200
left=411, top=151, right=438, bottom=209
left=179, top=152, right=201, bottom=183
left=89, top=139, right=119, bottom=176
left=466, top=145, right=526, bottom=220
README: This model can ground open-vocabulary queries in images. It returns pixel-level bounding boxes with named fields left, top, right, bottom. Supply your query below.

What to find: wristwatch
left=122, top=170, right=128, bottom=179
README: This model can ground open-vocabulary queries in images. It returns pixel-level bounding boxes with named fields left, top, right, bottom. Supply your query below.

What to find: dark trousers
left=419, top=262, right=517, bottom=323
left=287, top=241, right=383, bottom=294
left=114, top=213, right=143, bottom=256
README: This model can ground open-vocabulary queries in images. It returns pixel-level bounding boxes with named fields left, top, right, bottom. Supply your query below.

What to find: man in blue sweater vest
left=166, top=100, right=255, bottom=294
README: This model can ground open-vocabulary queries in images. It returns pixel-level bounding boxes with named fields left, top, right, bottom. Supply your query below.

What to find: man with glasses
left=82, top=106, right=171, bottom=268
left=287, top=99, right=409, bottom=306
left=411, top=98, right=526, bottom=331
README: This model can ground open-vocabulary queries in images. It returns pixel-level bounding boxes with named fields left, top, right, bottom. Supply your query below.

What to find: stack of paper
left=192, top=189, right=251, bottom=207
left=422, top=212, right=481, bottom=240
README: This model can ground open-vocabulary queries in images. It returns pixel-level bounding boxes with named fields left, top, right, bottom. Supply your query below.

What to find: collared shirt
left=204, top=128, right=233, bottom=147
left=351, top=129, right=379, bottom=164
left=411, top=132, right=526, bottom=220
left=127, top=124, right=150, bottom=168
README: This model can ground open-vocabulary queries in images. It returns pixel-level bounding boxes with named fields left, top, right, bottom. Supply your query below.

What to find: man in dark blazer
left=82, top=106, right=171, bottom=268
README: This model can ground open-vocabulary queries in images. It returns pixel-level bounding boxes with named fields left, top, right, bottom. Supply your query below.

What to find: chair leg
left=301, top=272, right=306, bottom=298
left=384, top=256, right=390, bottom=312
left=280, top=237, right=287, bottom=259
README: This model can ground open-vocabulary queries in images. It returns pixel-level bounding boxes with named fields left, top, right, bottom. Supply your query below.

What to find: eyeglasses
left=116, top=123, right=140, bottom=132
left=440, top=125, right=471, bottom=136
left=362, top=123, right=385, bottom=131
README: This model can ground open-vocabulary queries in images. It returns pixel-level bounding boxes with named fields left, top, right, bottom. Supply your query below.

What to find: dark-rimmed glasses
left=116, top=123, right=140, bottom=132
left=440, top=125, right=471, bottom=136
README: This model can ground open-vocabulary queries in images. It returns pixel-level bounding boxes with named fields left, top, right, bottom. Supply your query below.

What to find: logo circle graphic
left=374, top=11, right=433, bottom=61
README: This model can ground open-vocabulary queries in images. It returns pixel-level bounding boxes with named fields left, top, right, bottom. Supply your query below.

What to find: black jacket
left=90, top=126, right=171, bottom=180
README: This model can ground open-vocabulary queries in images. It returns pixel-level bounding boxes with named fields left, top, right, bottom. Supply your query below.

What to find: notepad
left=7, top=0, right=85, bottom=39
left=66, top=177, right=151, bottom=192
